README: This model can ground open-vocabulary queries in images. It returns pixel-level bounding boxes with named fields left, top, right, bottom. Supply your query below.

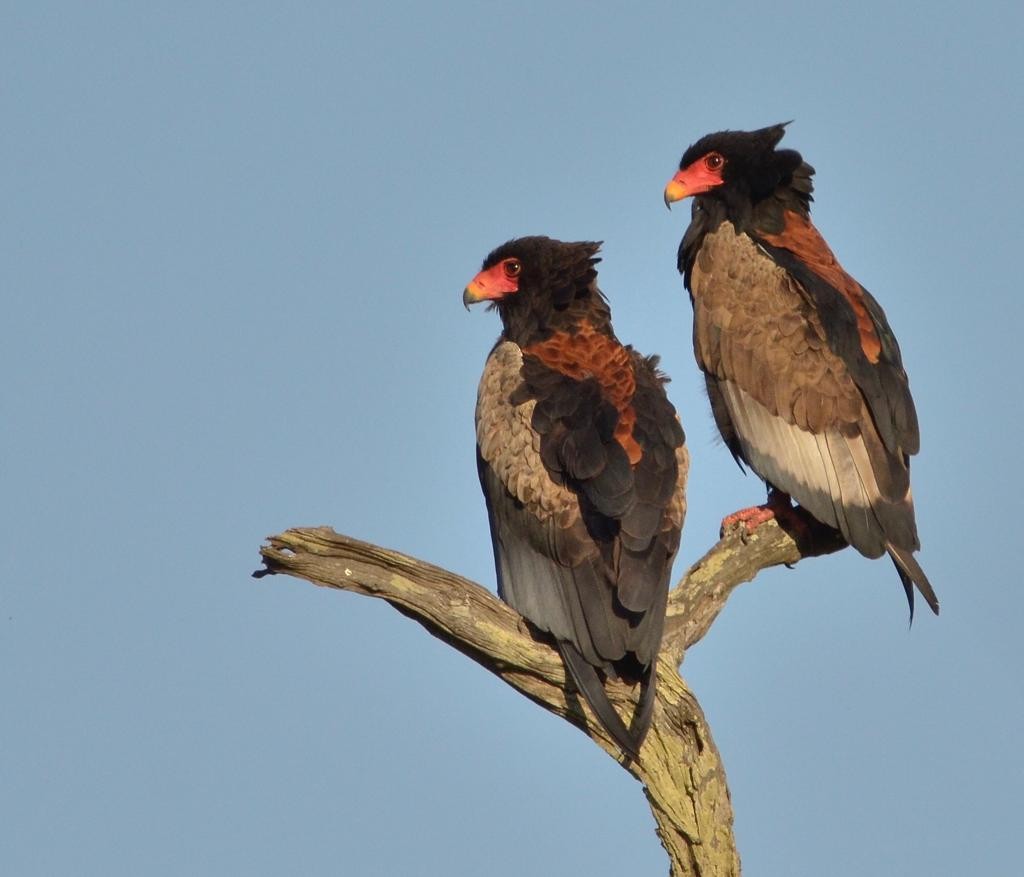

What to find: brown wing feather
left=759, top=211, right=883, bottom=363
left=475, top=340, right=689, bottom=750
left=756, top=210, right=920, bottom=458
left=690, top=224, right=936, bottom=613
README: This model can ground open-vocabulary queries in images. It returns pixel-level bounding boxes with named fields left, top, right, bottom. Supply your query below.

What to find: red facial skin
left=664, top=152, right=726, bottom=205
left=463, top=258, right=522, bottom=305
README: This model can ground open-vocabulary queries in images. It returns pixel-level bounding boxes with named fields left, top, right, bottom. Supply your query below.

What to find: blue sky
left=2, top=2, right=1021, bottom=874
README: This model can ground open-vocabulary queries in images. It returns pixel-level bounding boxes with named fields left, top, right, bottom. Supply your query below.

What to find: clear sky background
left=2, top=2, right=1021, bottom=875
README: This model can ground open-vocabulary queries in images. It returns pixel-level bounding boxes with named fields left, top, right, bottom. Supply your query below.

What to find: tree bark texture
left=257, top=519, right=843, bottom=876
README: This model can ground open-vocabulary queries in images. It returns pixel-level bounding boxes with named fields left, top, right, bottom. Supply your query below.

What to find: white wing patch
left=720, top=380, right=890, bottom=558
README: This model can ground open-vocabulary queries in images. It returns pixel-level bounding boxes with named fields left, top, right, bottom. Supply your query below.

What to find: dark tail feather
left=886, top=542, right=940, bottom=622
left=558, top=642, right=646, bottom=759
left=631, top=657, right=658, bottom=748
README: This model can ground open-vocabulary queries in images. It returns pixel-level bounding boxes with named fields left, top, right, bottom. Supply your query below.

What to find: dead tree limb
left=256, top=519, right=843, bottom=876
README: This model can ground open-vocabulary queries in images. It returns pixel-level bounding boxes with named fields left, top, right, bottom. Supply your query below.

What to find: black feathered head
left=463, top=236, right=608, bottom=343
left=664, top=123, right=813, bottom=209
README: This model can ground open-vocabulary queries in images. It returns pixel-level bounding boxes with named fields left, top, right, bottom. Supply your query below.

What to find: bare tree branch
left=256, top=518, right=843, bottom=876
left=663, top=514, right=846, bottom=663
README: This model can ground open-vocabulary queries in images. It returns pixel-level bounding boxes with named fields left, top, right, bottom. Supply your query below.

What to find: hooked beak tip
left=663, top=178, right=689, bottom=209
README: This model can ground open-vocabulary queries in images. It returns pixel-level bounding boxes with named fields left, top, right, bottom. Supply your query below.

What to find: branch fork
left=257, top=518, right=843, bottom=876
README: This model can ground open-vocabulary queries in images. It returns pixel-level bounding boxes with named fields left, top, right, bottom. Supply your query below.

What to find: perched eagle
left=664, top=124, right=937, bottom=617
left=465, top=236, right=688, bottom=756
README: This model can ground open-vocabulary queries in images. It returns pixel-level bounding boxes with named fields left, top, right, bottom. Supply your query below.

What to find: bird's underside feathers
left=476, top=340, right=688, bottom=755
left=688, top=223, right=937, bottom=615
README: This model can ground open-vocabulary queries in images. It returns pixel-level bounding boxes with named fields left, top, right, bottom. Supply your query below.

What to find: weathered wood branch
left=662, top=514, right=846, bottom=664
left=256, top=518, right=843, bottom=877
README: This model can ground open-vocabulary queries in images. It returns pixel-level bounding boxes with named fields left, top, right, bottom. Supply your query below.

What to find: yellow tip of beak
left=663, top=179, right=689, bottom=209
left=463, top=282, right=485, bottom=309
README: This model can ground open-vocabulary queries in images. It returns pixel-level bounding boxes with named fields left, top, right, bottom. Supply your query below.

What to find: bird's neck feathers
left=679, top=158, right=817, bottom=282
left=724, top=157, right=816, bottom=233
left=751, top=159, right=815, bottom=231
left=499, top=277, right=613, bottom=347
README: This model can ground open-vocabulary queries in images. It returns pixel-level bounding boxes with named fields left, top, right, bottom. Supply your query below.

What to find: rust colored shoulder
left=759, top=211, right=881, bottom=363
left=523, top=322, right=641, bottom=465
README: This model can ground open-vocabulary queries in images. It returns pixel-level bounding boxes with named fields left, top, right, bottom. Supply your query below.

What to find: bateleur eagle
left=464, top=236, right=688, bottom=757
left=664, top=124, right=937, bottom=618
